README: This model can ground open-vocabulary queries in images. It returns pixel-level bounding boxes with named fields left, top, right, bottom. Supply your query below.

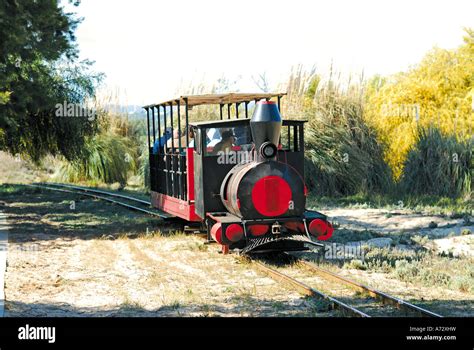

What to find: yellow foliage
left=365, top=29, right=474, bottom=179
left=0, top=91, right=11, bottom=105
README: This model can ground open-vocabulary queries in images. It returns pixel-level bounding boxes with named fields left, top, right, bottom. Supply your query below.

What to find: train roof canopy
left=190, top=118, right=307, bottom=127
left=143, top=92, right=286, bottom=108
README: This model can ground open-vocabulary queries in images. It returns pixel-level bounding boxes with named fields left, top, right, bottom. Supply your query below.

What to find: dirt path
left=1, top=184, right=472, bottom=317
left=1, top=185, right=337, bottom=317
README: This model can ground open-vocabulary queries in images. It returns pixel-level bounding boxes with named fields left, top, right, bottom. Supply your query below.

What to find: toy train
left=143, top=93, right=333, bottom=254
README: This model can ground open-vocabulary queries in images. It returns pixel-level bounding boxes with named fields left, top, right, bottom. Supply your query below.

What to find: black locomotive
left=143, top=93, right=333, bottom=254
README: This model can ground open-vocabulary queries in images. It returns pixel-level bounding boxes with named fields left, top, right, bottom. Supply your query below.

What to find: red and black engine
left=204, top=102, right=333, bottom=254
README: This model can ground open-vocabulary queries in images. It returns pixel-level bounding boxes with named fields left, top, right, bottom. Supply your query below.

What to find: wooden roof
left=190, top=118, right=307, bottom=127
left=190, top=118, right=251, bottom=127
left=143, top=92, right=286, bottom=108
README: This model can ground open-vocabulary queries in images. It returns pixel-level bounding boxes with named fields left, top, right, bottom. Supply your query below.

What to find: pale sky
left=70, top=0, right=473, bottom=105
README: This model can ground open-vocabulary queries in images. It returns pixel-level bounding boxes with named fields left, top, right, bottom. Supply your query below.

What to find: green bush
left=139, top=140, right=150, bottom=190
left=300, top=83, right=393, bottom=196
left=57, top=133, right=136, bottom=186
left=401, top=126, right=472, bottom=198
left=452, top=276, right=473, bottom=293
left=344, top=259, right=366, bottom=270
left=394, top=259, right=419, bottom=280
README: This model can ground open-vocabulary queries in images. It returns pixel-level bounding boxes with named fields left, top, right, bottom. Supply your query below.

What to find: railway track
left=26, top=183, right=443, bottom=317
left=249, top=258, right=370, bottom=317
left=28, top=182, right=171, bottom=219
left=246, top=253, right=443, bottom=318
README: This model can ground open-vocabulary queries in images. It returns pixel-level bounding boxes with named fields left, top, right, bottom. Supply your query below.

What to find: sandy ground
left=4, top=235, right=340, bottom=317
left=0, top=152, right=51, bottom=184
left=1, top=183, right=472, bottom=317
left=1, top=186, right=338, bottom=317
left=324, top=208, right=471, bottom=237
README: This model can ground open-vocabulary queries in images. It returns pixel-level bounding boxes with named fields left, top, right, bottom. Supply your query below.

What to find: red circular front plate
left=251, top=175, right=292, bottom=217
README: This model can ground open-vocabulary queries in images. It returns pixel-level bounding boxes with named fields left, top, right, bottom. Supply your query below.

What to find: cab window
left=204, top=125, right=252, bottom=156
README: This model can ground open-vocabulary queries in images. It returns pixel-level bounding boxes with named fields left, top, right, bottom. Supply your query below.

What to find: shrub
left=57, top=133, right=136, bottom=186
left=400, top=126, right=472, bottom=198
left=394, top=260, right=419, bottom=280
left=452, top=276, right=473, bottom=293
left=344, top=259, right=366, bottom=270
left=365, top=29, right=474, bottom=177
left=284, top=70, right=393, bottom=196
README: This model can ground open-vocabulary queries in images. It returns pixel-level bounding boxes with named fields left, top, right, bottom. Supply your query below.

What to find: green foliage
left=365, top=28, right=474, bottom=178
left=283, top=30, right=473, bottom=200
left=385, top=251, right=469, bottom=291
left=57, top=133, right=136, bottom=186
left=305, top=74, right=321, bottom=100
left=0, top=0, right=102, bottom=162
left=138, top=139, right=150, bottom=190
left=301, top=83, right=393, bottom=196
left=400, top=126, right=472, bottom=198
left=363, top=247, right=418, bottom=272
left=56, top=112, right=151, bottom=187
left=344, top=259, right=366, bottom=270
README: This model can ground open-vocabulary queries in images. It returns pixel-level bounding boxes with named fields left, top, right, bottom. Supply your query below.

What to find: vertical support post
left=151, top=106, right=156, bottom=144
left=185, top=98, right=189, bottom=147
left=156, top=105, right=161, bottom=155
left=163, top=105, right=167, bottom=138
left=227, top=103, right=231, bottom=119
left=145, top=108, right=151, bottom=149
left=177, top=99, right=182, bottom=200
left=163, top=105, right=169, bottom=196
left=184, top=97, right=190, bottom=201
left=156, top=105, right=162, bottom=194
left=219, top=104, right=223, bottom=120
left=177, top=100, right=182, bottom=152
left=169, top=102, right=175, bottom=197
left=287, top=124, right=291, bottom=150
left=236, top=102, right=239, bottom=119
left=169, top=102, right=175, bottom=153
left=245, top=102, right=248, bottom=118
left=300, top=124, right=304, bottom=152
left=293, top=125, right=298, bottom=151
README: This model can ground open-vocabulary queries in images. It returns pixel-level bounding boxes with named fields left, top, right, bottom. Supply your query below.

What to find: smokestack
left=250, top=101, right=282, bottom=161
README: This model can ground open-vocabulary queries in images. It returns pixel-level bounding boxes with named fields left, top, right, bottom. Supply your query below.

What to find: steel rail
left=37, top=182, right=152, bottom=206
left=27, top=184, right=169, bottom=219
left=287, top=253, right=443, bottom=318
left=249, top=259, right=370, bottom=317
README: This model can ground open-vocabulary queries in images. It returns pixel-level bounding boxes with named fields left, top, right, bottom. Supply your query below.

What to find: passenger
left=179, top=126, right=195, bottom=148
left=152, top=128, right=172, bottom=154
left=165, top=129, right=181, bottom=151
left=212, top=130, right=236, bottom=154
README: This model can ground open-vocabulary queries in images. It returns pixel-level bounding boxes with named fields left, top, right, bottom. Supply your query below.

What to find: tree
left=0, top=0, right=102, bottom=162
left=365, top=28, right=474, bottom=178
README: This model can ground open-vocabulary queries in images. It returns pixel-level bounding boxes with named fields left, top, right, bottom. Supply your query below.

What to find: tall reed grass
left=283, top=67, right=393, bottom=196
left=401, top=126, right=472, bottom=198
